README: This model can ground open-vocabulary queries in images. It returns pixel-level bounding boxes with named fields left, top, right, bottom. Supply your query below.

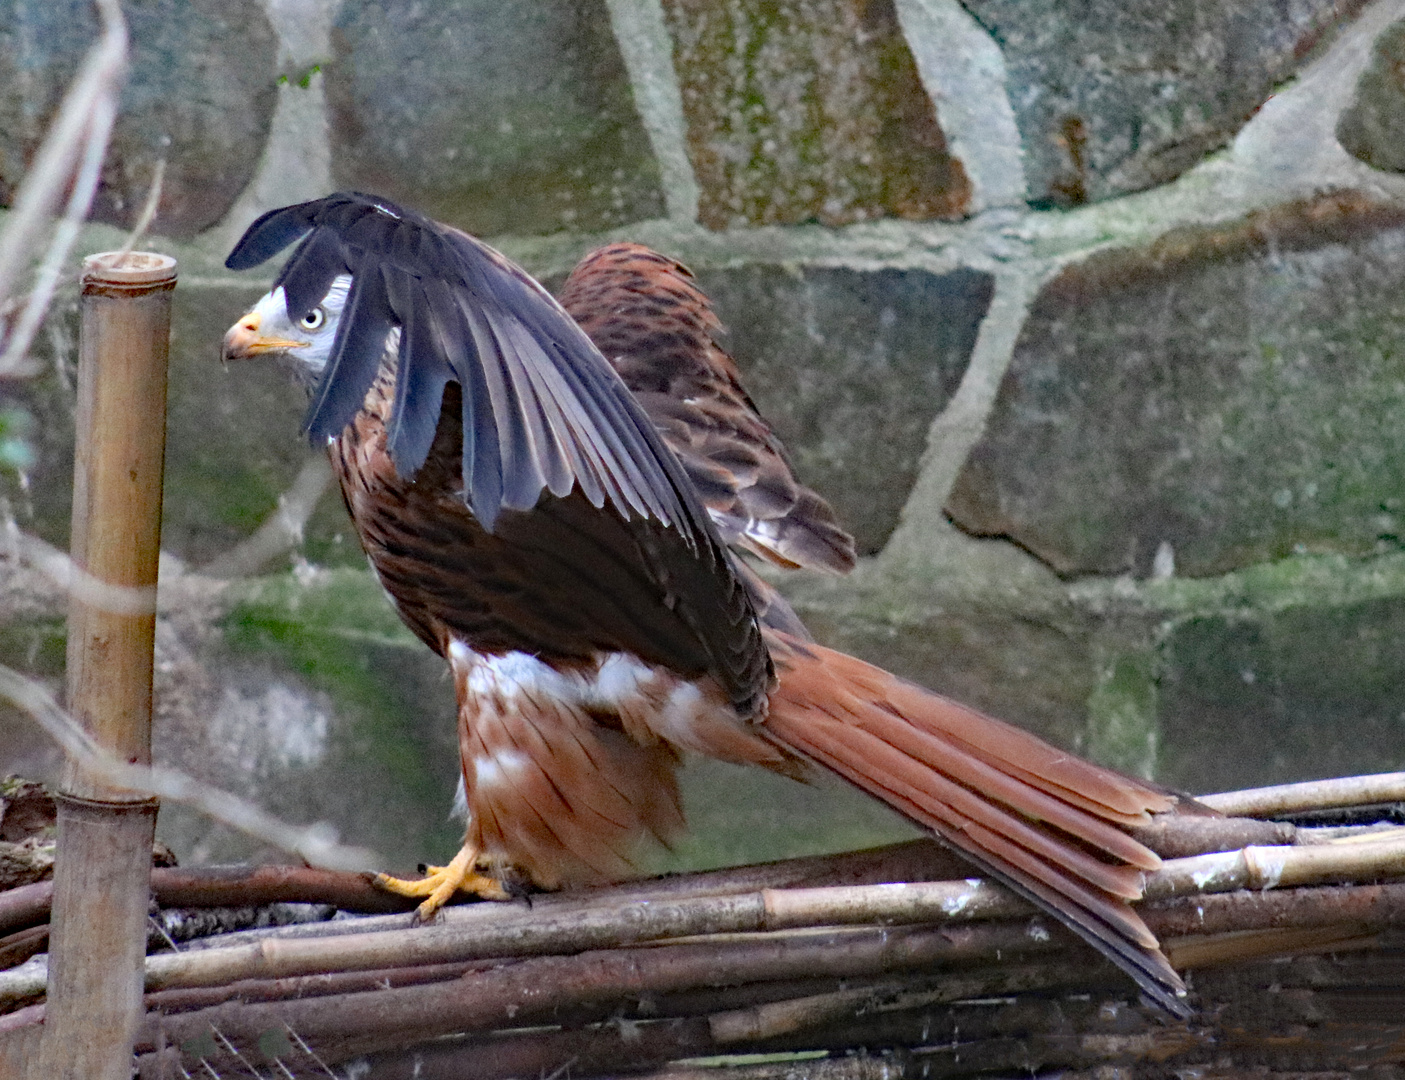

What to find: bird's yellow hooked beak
left=221, top=310, right=308, bottom=361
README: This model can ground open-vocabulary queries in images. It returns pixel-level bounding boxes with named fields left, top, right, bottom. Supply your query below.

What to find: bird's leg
left=376, top=841, right=511, bottom=921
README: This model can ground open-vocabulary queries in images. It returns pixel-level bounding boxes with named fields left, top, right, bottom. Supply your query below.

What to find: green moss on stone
left=223, top=568, right=460, bottom=859
left=1085, top=648, right=1159, bottom=778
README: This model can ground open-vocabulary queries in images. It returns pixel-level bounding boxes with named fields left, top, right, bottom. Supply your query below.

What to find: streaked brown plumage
left=559, top=244, right=855, bottom=576
left=222, top=196, right=1191, bottom=1015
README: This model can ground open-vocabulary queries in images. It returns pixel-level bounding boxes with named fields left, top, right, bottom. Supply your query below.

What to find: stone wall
left=6, top=0, right=1405, bottom=869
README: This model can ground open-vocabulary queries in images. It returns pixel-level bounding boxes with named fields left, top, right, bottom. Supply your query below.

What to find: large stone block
left=1337, top=18, right=1405, bottom=172
left=662, top=0, right=970, bottom=229
left=949, top=192, right=1405, bottom=578
left=326, top=0, right=664, bottom=237
left=960, top=0, right=1357, bottom=206
left=1158, top=594, right=1405, bottom=794
left=696, top=264, right=991, bottom=555
left=0, top=0, right=278, bottom=239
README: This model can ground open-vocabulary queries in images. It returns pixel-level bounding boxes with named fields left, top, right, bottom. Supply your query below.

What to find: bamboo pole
left=1201, top=771, right=1405, bottom=817
left=35, top=252, right=174, bottom=1080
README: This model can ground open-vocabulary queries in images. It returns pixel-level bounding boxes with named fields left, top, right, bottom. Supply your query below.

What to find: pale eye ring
left=300, top=308, right=325, bottom=331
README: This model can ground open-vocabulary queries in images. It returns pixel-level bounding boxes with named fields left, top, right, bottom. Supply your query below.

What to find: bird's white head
left=221, top=274, right=352, bottom=385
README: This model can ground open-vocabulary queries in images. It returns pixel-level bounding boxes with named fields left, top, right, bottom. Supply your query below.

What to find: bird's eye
left=300, top=308, right=325, bottom=331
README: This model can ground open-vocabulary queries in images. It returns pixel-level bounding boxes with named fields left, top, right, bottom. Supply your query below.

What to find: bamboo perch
left=143, top=945, right=1403, bottom=1080
left=0, top=810, right=1310, bottom=943
left=9, top=780, right=1405, bottom=1076
left=137, top=934, right=1405, bottom=1080
left=119, top=832, right=1405, bottom=995
left=1201, top=771, right=1405, bottom=818
left=6, top=822, right=1405, bottom=1011
left=0, top=787, right=1309, bottom=941
left=36, top=252, right=174, bottom=1080
left=129, top=878, right=1405, bottom=1078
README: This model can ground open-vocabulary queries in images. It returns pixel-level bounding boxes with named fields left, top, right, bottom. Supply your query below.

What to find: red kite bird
left=223, top=192, right=1190, bottom=1016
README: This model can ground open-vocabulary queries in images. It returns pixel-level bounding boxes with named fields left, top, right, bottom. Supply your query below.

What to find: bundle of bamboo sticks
left=4, top=772, right=1405, bottom=1078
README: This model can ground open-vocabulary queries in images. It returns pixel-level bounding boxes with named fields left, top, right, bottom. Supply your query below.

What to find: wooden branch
left=349, top=967, right=1128, bottom=1080
left=1143, top=832, right=1405, bottom=899
left=0, top=882, right=51, bottom=938
left=479, top=1051, right=908, bottom=1080
left=124, top=876, right=1405, bottom=1074
left=16, top=779, right=1405, bottom=1078
left=0, top=813, right=1318, bottom=940
left=1131, top=813, right=1293, bottom=857
left=125, top=834, right=1405, bottom=996
left=1201, top=772, right=1405, bottom=818
left=1146, top=880, right=1405, bottom=941
left=132, top=920, right=1063, bottom=1070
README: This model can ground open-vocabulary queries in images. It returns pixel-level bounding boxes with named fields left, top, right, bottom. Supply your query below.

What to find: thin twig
left=200, top=456, right=334, bottom=579
left=1143, top=832, right=1405, bottom=900
left=2, top=517, right=157, bottom=615
left=0, top=664, right=381, bottom=872
left=131, top=920, right=1065, bottom=1065
left=0, top=91, right=117, bottom=375
left=0, top=0, right=127, bottom=374
left=95, top=158, right=166, bottom=271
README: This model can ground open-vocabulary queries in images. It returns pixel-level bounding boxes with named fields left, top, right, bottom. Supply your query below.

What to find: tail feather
left=826, top=651, right=1175, bottom=821
left=792, top=713, right=1149, bottom=904
left=761, top=630, right=1190, bottom=1017
left=850, top=702, right=1162, bottom=876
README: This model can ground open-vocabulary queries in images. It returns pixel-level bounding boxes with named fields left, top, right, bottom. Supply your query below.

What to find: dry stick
left=135, top=882, right=1030, bottom=992
left=1201, top=771, right=1405, bottom=818
left=630, top=1062, right=906, bottom=1080
left=0, top=837, right=969, bottom=943
left=0, top=0, right=126, bottom=340
left=367, top=949, right=1405, bottom=1080
left=0, top=812, right=1298, bottom=940
left=200, top=455, right=334, bottom=579
left=0, top=93, right=117, bottom=376
left=1130, top=813, right=1293, bottom=858
left=132, top=919, right=1061, bottom=1069
left=141, top=958, right=508, bottom=1016
left=353, top=965, right=1112, bottom=1080
left=30, top=873, right=1393, bottom=1033
left=123, top=832, right=1405, bottom=994
left=0, top=525, right=156, bottom=615
left=94, top=159, right=165, bottom=273
left=0, top=666, right=381, bottom=873
left=116, top=880, right=1405, bottom=1075
left=6, top=826, right=1401, bottom=1009
left=134, top=879, right=1405, bottom=1069
left=1143, top=832, right=1405, bottom=899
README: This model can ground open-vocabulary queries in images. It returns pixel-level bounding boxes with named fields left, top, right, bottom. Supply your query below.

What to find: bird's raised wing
left=226, top=192, right=708, bottom=542
left=558, top=244, right=856, bottom=575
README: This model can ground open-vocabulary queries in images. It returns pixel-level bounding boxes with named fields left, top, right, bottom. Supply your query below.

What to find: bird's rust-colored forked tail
left=760, top=629, right=1189, bottom=1017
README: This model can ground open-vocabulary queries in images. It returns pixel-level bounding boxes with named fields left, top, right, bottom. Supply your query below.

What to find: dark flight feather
left=225, top=192, right=709, bottom=538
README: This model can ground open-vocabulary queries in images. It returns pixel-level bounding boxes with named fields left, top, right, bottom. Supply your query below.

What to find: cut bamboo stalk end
left=37, top=251, right=174, bottom=1080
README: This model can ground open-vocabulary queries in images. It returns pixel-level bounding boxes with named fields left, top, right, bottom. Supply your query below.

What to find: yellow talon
left=376, top=843, right=510, bottom=920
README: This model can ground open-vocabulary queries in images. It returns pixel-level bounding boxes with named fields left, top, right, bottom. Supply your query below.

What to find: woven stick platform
left=3, top=773, right=1405, bottom=1078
